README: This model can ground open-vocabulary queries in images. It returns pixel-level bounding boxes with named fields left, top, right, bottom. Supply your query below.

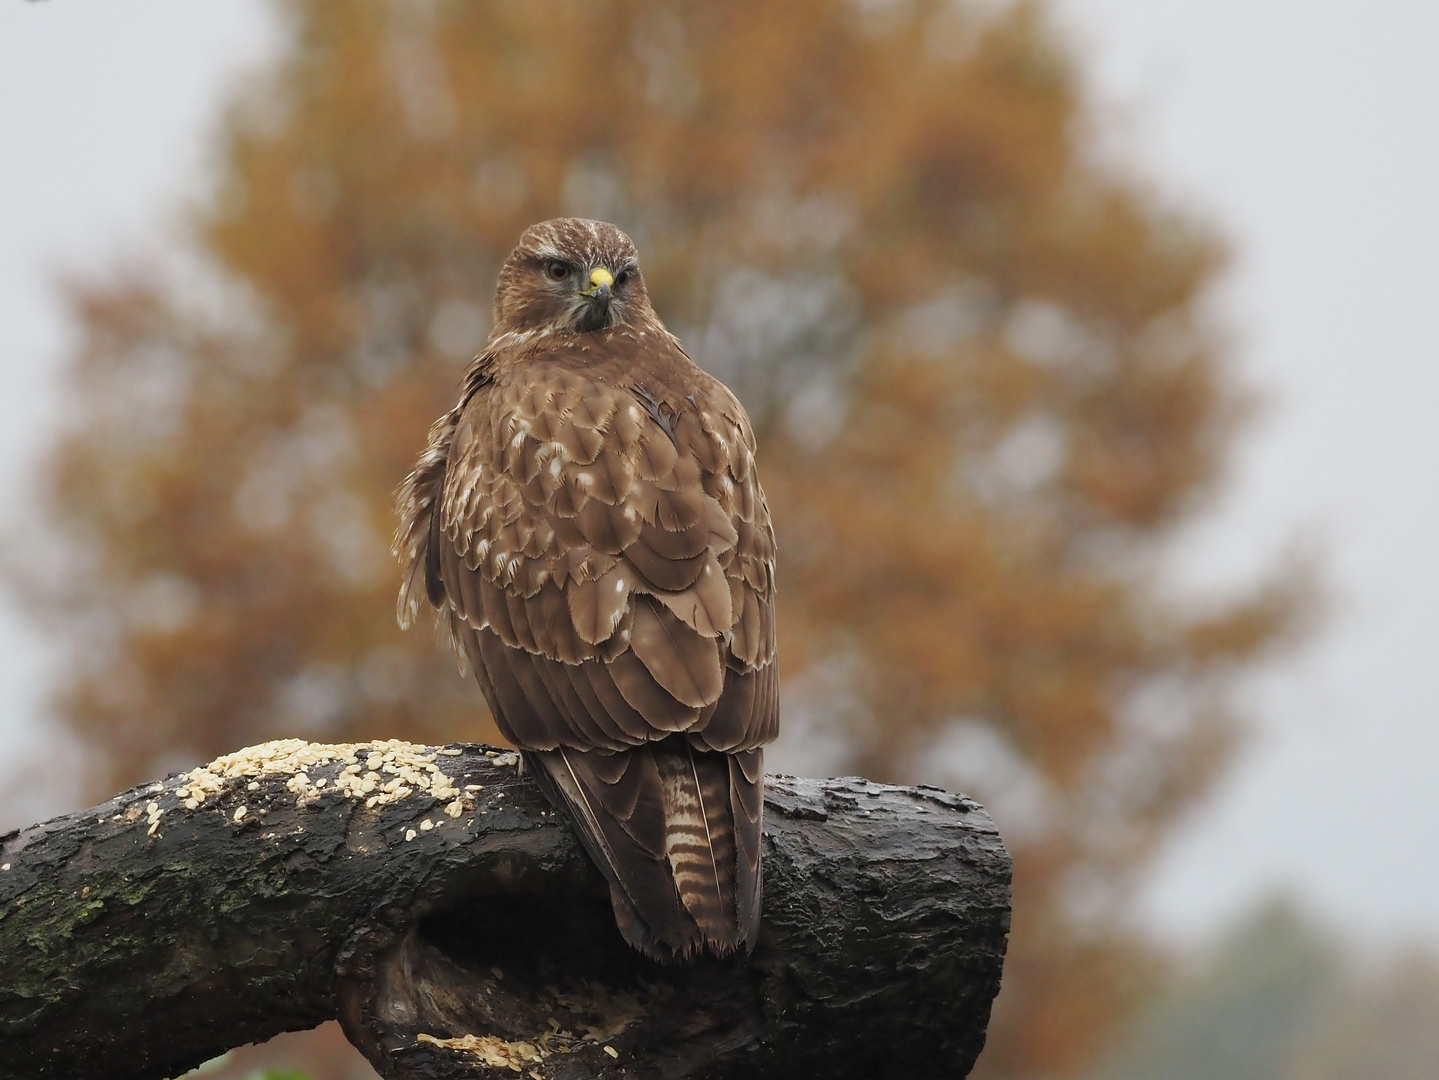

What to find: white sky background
left=1048, top=0, right=1439, bottom=948
left=1, top=1, right=1436, bottom=946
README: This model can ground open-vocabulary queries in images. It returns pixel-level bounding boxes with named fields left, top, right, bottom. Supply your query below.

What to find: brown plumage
left=395, top=218, right=778, bottom=959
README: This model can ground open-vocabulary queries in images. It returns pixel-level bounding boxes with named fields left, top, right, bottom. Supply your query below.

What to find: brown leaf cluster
left=11, top=1, right=1310, bottom=1075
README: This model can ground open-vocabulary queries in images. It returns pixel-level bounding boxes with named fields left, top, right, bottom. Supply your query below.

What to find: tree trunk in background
left=0, top=742, right=1010, bottom=1080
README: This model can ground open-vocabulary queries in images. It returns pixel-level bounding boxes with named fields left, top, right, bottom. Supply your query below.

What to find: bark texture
left=0, top=742, right=1010, bottom=1080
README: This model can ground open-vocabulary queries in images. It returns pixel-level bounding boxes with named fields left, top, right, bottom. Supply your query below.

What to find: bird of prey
left=395, top=218, right=778, bottom=960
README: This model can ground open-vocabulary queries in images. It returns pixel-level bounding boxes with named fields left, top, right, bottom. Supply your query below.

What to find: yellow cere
left=588, top=266, right=614, bottom=288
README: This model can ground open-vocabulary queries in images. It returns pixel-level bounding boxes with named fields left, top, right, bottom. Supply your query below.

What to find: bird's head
left=492, top=217, right=651, bottom=336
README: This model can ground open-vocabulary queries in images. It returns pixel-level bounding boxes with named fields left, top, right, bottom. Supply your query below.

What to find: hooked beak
left=575, top=266, right=614, bottom=332
left=581, top=266, right=614, bottom=304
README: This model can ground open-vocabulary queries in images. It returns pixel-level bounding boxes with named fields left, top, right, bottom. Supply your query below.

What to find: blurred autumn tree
left=12, top=0, right=1308, bottom=1076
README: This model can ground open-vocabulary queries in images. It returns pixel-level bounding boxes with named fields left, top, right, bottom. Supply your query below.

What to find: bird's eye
left=615, top=268, right=634, bottom=287
left=545, top=261, right=570, bottom=281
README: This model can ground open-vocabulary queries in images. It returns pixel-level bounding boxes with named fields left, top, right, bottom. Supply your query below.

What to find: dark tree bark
left=0, top=742, right=1010, bottom=1080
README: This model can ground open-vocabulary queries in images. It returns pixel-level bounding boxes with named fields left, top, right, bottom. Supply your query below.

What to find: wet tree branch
left=0, top=742, right=1009, bottom=1080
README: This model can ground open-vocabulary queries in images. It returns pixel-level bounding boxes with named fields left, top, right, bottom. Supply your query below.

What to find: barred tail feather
left=525, top=740, right=756, bottom=960
left=655, top=742, right=741, bottom=953
left=524, top=745, right=704, bottom=959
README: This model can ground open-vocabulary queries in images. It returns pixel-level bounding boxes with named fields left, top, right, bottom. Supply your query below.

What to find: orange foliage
left=16, top=1, right=1307, bottom=1075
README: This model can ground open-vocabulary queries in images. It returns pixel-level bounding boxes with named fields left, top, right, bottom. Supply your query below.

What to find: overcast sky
left=1, top=1, right=1436, bottom=947
left=1050, top=0, right=1439, bottom=947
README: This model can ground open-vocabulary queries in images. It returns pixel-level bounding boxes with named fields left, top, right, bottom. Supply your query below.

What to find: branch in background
left=0, top=741, right=1010, bottom=1080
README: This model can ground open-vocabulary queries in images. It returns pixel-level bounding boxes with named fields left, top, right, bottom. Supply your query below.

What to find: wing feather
left=628, top=596, right=723, bottom=709
left=466, top=627, right=559, bottom=750
left=607, top=647, right=703, bottom=732
left=692, top=664, right=765, bottom=752
left=655, top=553, right=732, bottom=638
left=729, top=748, right=765, bottom=951
left=526, top=649, right=624, bottom=749
left=575, top=660, right=654, bottom=741
left=567, top=562, right=634, bottom=645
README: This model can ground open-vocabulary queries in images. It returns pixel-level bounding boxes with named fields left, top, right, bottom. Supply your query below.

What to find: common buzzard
left=395, top=218, right=778, bottom=959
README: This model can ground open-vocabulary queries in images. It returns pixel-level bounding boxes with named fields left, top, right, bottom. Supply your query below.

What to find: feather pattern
left=395, top=218, right=777, bottom=959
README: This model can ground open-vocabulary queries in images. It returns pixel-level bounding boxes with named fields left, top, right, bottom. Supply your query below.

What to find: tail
left=524, top=740, right=764, bottom=960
